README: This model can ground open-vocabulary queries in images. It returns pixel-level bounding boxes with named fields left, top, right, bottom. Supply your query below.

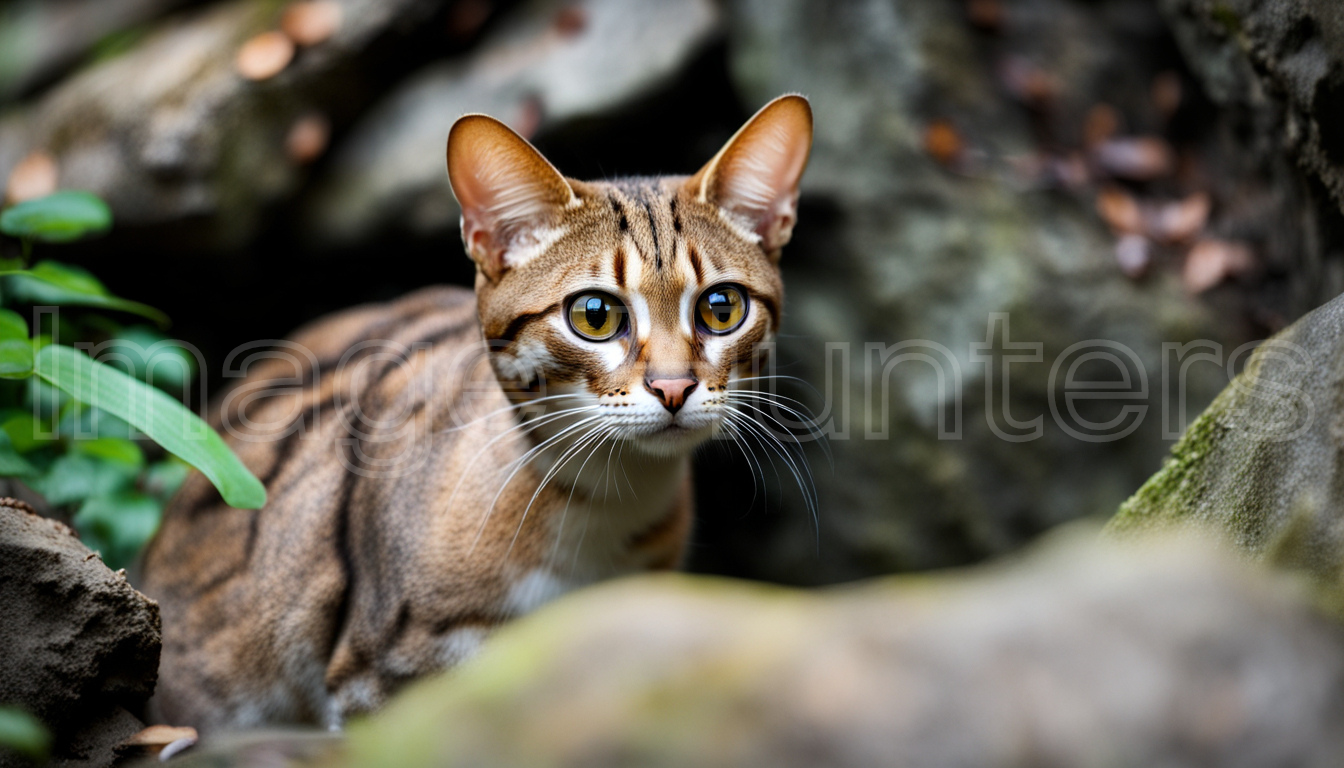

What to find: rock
left=319, top=527, right=1344, bottom=768
left=0, top=0, right=444, bottom=249
left=1109, top=291, right=1344, bottom=587
left=1159, top=0, right=1344, bottom=214
left=303, top=0, right=720, bottom=243
left=0, top=501, right=160, bottom=768
left=692, top=0, right=1243, bottom=582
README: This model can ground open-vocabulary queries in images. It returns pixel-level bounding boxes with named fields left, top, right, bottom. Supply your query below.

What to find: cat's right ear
left=446, top=115, right=577, bottom=280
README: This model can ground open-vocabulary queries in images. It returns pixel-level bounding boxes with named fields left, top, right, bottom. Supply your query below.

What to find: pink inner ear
left=447, top=115, right=576, bottom=273
left=700, top=97, right=812, bottom=251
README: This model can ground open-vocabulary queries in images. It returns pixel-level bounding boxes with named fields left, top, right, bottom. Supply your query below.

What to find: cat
left=139, top=94, right=813, bottom=732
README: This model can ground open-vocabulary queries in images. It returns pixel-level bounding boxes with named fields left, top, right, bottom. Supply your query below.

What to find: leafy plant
left=0, top=706, right=49, bottom=761
left=0, top=191, right=265, bottom=568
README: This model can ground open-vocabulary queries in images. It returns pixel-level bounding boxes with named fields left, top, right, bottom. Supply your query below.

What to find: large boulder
left=1109, top=289, right=1344, bottom=588
left=0, top=502, right=161, bottom=768
left=264, top=527, right=1344, bottom=768
left=302, top=0, right=721, bottom=243
left=0, top=0, right=447, bottom=248
left=691, top=0, right=1245, bottom=583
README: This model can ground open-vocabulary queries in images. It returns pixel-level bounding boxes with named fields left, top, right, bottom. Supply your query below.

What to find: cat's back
left=140, top=284, right=487, bottom=728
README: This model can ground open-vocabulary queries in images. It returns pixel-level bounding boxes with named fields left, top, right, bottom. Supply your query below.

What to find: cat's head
left=446, top=95, right=812, bottom=456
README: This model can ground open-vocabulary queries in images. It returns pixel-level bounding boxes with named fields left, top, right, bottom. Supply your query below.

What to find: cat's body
left=139, top=97, right=812, bottom=731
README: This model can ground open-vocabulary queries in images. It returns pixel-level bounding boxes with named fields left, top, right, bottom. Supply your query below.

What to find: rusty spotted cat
left=139, top=94, right=813, bottom=731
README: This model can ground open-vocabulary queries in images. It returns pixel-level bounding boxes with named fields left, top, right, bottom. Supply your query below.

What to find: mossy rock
left=1109, top=291, right=1344, bottom=590
left=300, top=527, right=1344, bottom=768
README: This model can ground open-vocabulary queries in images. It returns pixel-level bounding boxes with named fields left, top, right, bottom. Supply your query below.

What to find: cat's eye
left=567, top=292, right=627, bottom=341
left=696, top=285, right=748, bottom=334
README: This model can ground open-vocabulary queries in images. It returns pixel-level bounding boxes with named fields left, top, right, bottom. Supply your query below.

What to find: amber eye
left=567, top=292, right=627, bottom=341
left=696, top=285, right=748, bottom=334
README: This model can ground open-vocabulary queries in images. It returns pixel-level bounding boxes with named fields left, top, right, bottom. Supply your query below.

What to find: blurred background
left=2, top=0, right=1343, bottom=584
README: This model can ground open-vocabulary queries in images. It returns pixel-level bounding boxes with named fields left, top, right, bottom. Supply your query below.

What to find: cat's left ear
left=685, top=94, right=813, bottom=257
left=446, top=114, right=578, bottom=279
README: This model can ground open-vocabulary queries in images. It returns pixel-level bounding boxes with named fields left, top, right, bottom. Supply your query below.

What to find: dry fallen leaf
left=286, top=113, right=331, bottom=163
left=281, top=1, right=343, bottom=46
left=447, top=0, right=492, bottom=40
left=236, top=31, right=295, bottom=81
left=1183, top=238, right=1254, bottom=294
left=122, top=725, right=198, bottom=748
left=5, top=151, right=58, bottom=203
left=553, top=5, right=587, bottom=36
left=1152, top=71, right=1183, bottom=120
left=924, top=120, right=963, bottom=166
left=999, top=56, right=1058, bottom=105
left=1093, top=136, right=1174, bottom=181
left=1151, top=192, right=1210, bottom=243
left=1096, top=186, right=1143, bottom=234
left=1083, top=103, right=1120, bottom=148
left=967, top=0, right=1004, bottom=31
left=1115, top=234, right=1151, bottom=279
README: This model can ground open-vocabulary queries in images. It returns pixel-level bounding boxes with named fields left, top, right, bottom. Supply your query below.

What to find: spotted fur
left=139, top=95, right=812, bottom=731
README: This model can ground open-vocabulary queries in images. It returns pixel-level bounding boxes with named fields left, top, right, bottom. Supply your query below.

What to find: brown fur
left=139, top=96, right=812, bottom=731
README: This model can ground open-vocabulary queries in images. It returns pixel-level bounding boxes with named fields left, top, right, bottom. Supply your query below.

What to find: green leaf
left=0, top=309, right=29, bottom=341
left=71, top=436, right=144, bottom=468
left=0, top=339, right=34, bottom=379
left=0, top=706, right=50, bottom=760
left=35, top=345, right=265, bottom=509
left=0, top=191, right=112, bottom=243
left=74, top=492, right=162, bottom=571
left=104, top=326, right=197, bottom=391
left=0, top=430, right=37, bottom=477
left=1, top=261, right=169, bottom=327
left=1, top=412, right=45, bottom=453
left=144, top=457, right=191, bottom=501
left=33, top=452, right=137, bottom=505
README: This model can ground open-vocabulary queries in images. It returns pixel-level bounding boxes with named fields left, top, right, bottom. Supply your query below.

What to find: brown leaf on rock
left=1151, top=192, right=1210, bottom=244
left=122, top=725, right=198, bottom=748
left=1115, top=234, right=1151, bottom=279
left=1152, top=71, right=1183, bottom=120
left=967, top=0, right=1004, bottom=31
left=1183, top=239, right=1254, bottom=294
left=447, top=0, right=492, bottom=40
left=924, top=120, right=963, bottom=167
left=1000, top=56, right=1058, bottom=105
left=236, top=31, right=295, bottom=81
left=281, top=1, right=343, bottom=47
left=554, top=5, right=587, bottom=36
left=1083, top=104, right=1120, bottom=148
left=5, top=151, right=58, bottom=203
left=286, top=113, right=331, bottom=163
left=1096, top=186, right=1143, bottom=234
left=1093, top=136, right=1174, bottom=181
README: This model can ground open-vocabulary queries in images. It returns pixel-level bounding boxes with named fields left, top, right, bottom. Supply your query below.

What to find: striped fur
left=139, top=96, right=812, bottom=731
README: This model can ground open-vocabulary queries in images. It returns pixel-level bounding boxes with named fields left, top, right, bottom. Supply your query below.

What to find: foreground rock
left=1110, top=290, right=1344, bottom=588
left=0, top=502, right=160, bottom=768
left=282, top=527, right=1343, bottom=768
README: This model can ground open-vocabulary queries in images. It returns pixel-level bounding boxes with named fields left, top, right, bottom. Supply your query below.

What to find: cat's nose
left=644, top=377, right=699, bottom=414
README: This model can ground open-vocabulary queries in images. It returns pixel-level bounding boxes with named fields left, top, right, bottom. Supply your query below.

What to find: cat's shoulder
left=287, top=285, right=479, bottom=358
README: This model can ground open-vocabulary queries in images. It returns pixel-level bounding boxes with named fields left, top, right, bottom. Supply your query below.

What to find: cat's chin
left=626, top=423, right=716, bottom=457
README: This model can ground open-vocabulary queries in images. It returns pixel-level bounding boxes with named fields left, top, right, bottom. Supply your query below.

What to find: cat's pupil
left=585, top=297, right=607, bottom=329
left=709, top=292, right=732, bottom=322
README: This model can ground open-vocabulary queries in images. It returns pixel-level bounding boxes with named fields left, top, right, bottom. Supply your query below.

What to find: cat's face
left=447, top=96, right=812, bottom=456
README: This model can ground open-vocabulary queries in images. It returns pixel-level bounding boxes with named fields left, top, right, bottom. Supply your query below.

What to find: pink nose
left=644, top=378, right=698, bottom=414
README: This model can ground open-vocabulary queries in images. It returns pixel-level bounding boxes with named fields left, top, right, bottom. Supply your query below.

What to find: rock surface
left=1109, top=290, right=1344, bottom=586
left=693, top=0, right=1245, bottom=583
left=0, top=0, right=443, bottom=248
left=303, top=0, right=720, bottom=243
left=0, top=502, right=160, bottom=768
left=1161, top=0, right=1344, bottom=215
left=287, top=527, right=1344, bottom=768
